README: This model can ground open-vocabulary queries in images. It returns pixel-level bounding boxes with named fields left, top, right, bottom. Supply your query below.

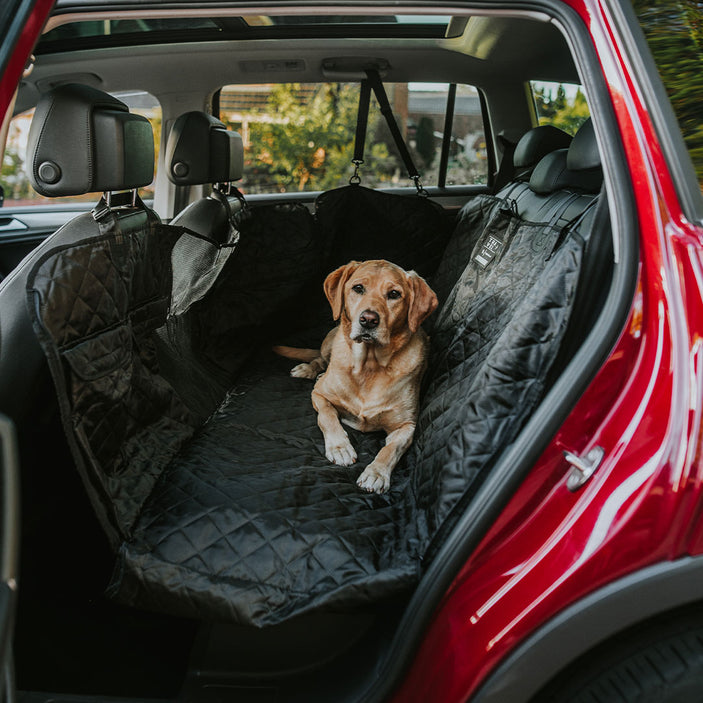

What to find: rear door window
left=530, top=80, right=590, bottom=135
left=218, top=81, right=487, bottom=193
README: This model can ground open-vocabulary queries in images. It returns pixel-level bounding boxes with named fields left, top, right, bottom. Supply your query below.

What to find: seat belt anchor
left=350, top=159, right=363, bottom=185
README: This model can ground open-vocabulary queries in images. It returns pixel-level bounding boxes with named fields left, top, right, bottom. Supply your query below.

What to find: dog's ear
left=406, top=271, right=438, bottom=333
left=324, top=261, right=361, bottom=320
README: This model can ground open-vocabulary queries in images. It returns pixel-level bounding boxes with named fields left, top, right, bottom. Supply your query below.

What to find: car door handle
left=564, top=446, right=605, bottom=491
left=0, top=217, right=28, bottom=232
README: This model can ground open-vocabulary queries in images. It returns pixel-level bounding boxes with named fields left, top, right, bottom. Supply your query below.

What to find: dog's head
left=324, top=260, right=438, bottom=346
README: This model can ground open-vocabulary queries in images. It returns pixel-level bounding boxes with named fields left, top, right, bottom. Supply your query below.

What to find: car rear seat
left=23, top=96, right=608, bottom=627
left=108, top=120, right=605, bottom=624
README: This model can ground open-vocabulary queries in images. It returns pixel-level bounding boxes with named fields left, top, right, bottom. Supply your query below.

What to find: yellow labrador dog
left=274, top=260, right=437, bottom=494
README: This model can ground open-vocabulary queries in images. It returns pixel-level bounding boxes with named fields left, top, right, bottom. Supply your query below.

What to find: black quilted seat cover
left=27, top=216, right=196, bottom=546
left=109, top=354, right=422, bottom=625
left=316, top=185, right=452, bottom=278
left=414, top=214, right=584, bottom=549
left=428, top=193, right=507, bottom=313
left=28, top=190, right=589, bottom=626
left=187, top=202, right=322, bottom=375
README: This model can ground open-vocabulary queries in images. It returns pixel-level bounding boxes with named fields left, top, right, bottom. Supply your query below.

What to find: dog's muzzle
left=352, top=309, right=381, bottom=343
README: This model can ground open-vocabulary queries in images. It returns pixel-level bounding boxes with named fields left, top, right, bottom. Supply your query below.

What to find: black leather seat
left=0, top=83, right=157, bottom=424
left=166, top=111, right=244, bottom=242
left=511, top=124, right=573, bottom=182
left=512, top=117, right=602, bottom=224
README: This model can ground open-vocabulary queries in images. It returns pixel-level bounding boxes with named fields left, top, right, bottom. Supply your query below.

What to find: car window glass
left=531, top=80, right=590, bottom=135
left=218, top=81, right=487, bottom=193
left=631, top=1, right=703, bottom=193
left=1, top=90, right=161, bottom=207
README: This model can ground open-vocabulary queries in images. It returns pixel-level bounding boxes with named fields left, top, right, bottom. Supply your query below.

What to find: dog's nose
left=359, top=310, right=380, bottom=329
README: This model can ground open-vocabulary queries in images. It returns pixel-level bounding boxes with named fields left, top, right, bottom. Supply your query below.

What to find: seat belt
left=350, top=69, right=426, bottom=194
left=350, top=78, right=372, bottom=184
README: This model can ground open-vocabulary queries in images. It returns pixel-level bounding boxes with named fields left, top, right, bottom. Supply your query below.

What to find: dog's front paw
left=357, top=464, right=391, bottom=494
left=325, top=438, right=357, bottom=466
left=291, top=362, right=318, bottom=379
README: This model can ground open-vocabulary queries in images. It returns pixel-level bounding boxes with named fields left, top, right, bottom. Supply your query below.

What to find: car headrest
left=529, top=118, right=603, bottom=195
left=27, top=83, right=154, bottom=197
left=513, top=125, right=572, bottom=178
left=566, top=118, right=600, bottom=171
left=528, top=149, right=572, bottom=195
left=166, top=111, right=244, bottom=186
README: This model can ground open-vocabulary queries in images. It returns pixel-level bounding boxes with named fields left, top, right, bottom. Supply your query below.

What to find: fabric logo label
left=473, top=235, right=503, bottom=269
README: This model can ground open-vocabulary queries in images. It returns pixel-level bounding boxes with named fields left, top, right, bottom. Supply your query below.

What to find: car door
left=0, top=205, right=84, bottom=280
left=0, top=0, right=54, bottom=699
left=0, top=415, right=19, bottom=703
left=0, top=0, right=61, bottom=281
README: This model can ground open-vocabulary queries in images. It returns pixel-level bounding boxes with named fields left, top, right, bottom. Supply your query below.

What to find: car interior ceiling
left=16, top=15, right=578, bottom=115
left=2, top=8, right=622, bottom=703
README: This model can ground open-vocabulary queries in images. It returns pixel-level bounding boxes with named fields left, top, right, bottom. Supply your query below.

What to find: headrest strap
left=350, top=79, right=372, bottom=183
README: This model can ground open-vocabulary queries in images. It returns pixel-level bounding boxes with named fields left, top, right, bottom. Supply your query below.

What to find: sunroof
left=38, top=14, right=450, bottom=52
left=241, top=15, right=450, bottom=26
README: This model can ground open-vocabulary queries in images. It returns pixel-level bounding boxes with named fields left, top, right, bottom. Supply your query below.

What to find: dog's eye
left=352, top=284, right=365, bottom=294
left=387, top=289, right=402, bottom=300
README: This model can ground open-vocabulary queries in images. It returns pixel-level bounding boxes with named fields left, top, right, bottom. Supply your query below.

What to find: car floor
left=14, top=390, right=198, bottom=698
left=12, top=388, right=409, bottom=702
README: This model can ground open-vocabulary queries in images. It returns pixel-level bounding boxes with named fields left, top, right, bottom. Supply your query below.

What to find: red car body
left=392, top=1, right=703, bottom=700
left=2, top=1, right=703, bottom=702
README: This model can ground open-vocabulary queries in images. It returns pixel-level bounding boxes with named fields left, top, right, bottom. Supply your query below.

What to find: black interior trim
left=438, top=83, right=457, bottom=188
left=479, top=88, right=496, bottom=189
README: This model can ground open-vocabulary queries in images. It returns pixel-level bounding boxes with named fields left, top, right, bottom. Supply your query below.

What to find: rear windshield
left=218, top=81, right=487, bottom=194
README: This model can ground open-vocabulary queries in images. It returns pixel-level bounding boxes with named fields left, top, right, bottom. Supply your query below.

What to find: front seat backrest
left=166, top=111, right=244, bottom=242
left=0, top=83, right=156, bottom=423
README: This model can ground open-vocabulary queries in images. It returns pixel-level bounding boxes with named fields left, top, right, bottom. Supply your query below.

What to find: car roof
left=17, top=4, right=578, bottom=117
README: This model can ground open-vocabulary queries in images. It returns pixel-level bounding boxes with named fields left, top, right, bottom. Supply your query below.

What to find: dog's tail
left=272, top=345, right=321, bottom=362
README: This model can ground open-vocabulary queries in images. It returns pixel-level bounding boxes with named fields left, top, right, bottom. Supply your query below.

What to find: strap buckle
left=411, top=175, right=428, bottom=197
left=349, top=159, right=363, bottom=185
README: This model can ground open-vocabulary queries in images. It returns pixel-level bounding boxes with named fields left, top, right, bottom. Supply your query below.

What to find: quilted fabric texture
left=187, top=202, right=322, bottom=376
left=29, top=186, right=591, bottom=627
left=413, top=219, right=583, bottom=549
left=108, top=201, right=586, bottom=625
left=428, top=193, right=507, bottom=314
left=315, top=185, right=453, bottom=278
left=109, top=354, right=423, bottom=625
left=27, top=217, right=196, bottom=546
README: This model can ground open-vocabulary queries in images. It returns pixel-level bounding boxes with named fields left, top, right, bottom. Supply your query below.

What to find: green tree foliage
left=1, top=146, right=33, bottom=201
left=534, top=83, right=590, bottom=135
left=239, top=83, right=394, bottom=192
left=632, top=1, right=703, bottom=188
